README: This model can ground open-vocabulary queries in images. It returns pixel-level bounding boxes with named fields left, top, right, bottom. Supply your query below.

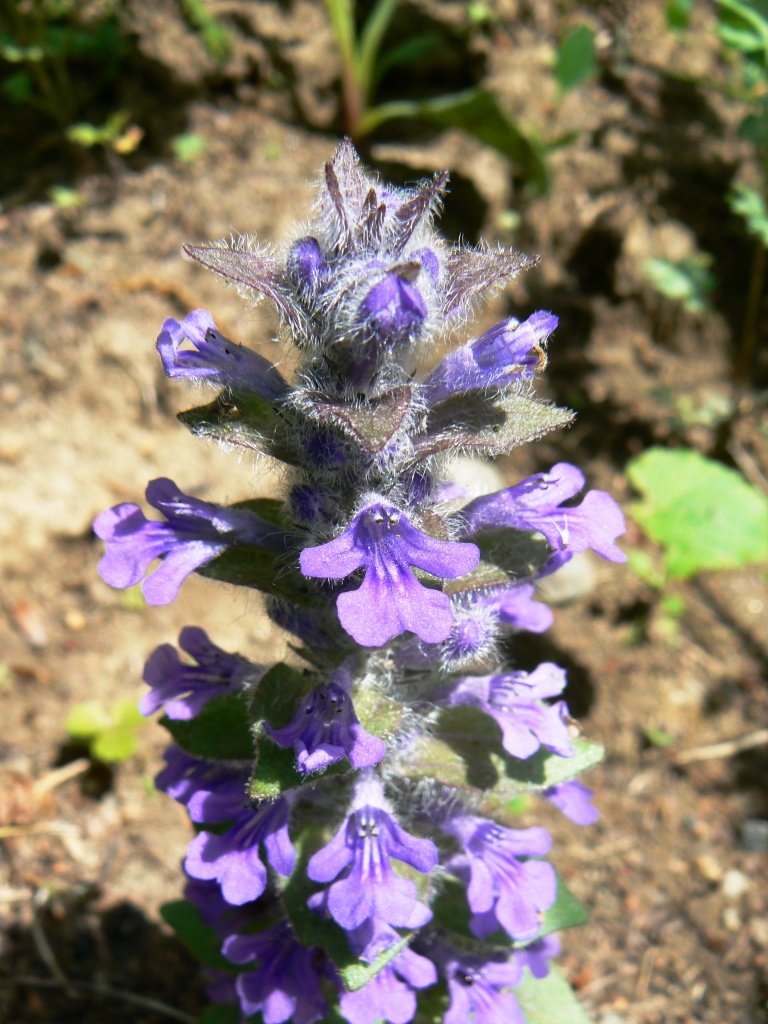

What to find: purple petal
left=545, top=780, right=599, bottom=825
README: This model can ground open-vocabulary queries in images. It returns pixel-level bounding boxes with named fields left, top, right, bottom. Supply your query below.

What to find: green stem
left=324, top=0, right=365, bottom=136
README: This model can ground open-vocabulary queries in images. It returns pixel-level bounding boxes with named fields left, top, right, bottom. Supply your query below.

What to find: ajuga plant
left=94, top=141, right=626, bottom=1024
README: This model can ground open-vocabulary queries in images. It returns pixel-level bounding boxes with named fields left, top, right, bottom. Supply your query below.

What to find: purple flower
left=443, top=953, right=524, bottom=1024
left=300, top=501, right=479, bottom=647
left=264, top=671, right=386, bottom=773
left=442, top=814, right=556, bottom=941
left=155, top=746, right=248, bottom=823
left=223, top=922, right=329, bottom=1024
left=424, top=311, right=556, bottom=403
left=340, top=919, right=437, bottom=1024
left=438, top=663, right=574, bottom=760
left=461, top=462, right=627, bottom=563
left=357, top=270, right=428, bottom=347
left=94, top=477, right=287, bottom=605
left=141, top=626, right=252, bottom=720
left=307, top=782, right=438, bottom=931
left=185, top=794, right=296, bottom=906
left=489, top=582, right=554, bottom=633
left=545, top=780, right=599, bottom=825
left=157, top=309, right=288, bottom=400
left=516, top=934, right=561, bottom=979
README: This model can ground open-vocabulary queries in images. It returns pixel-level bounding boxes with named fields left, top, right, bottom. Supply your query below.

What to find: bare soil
left=1, top=2, right=767, bottom=1023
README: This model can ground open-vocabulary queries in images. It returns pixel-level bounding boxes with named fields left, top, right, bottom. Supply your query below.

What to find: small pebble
left=722, top=869, right=750, bottom=899
left=740, top=818, right=768, bottom=854
left=749, top=918, right=768, bottom=949
left=64, top=609, right=87, bottom=631
left=695, top=853, right=723, bottom=883
left=722, top=905, right=741, bottom=932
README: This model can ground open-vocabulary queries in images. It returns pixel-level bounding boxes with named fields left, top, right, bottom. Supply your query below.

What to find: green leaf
left=407, top=708, right=604, bottom=815
left=92, top=727, right=140, bottom=763
left=172, top=132, right=208, bottom=164
left=250, top=662, right=316, bottom=727
left=178, top=391, right=298, bottom=467
left=515, top=965, right=594, bottom=1024
left=728, top=183, right=768, bottom=245
left=65, top=700, right=112, bottom=739
left=113, top=697, right=145, bottom=730
left=716, top=0, right=768, bottom=59
left=627, top=447, right=768, bottom=578
left=196, top=544, right=315, bottom=605
left=160, top=900, right=234, bottom=971
left=540, top=874, right=590, bottom=936
left=361, top=89, right=550, bottom=193
left=196, top=1006, right=240, bottom=1024
left=666, top=0, right=693, bottom=29
left=413, top=392, right=574, bottom=461
left=555, top=25, right=597, bottom=92
left=642, top=255, right=717, bottom=313
left=471, top=528, right=552, bottom=581
left=161, top=693, right=254, bottom=759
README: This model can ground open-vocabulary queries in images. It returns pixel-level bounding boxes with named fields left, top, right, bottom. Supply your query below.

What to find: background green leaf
left=627, top=447, right=768, bottom=578
left=515, top=965, right=594, bottom=1024
left=555, top=25, right=597, bottom=91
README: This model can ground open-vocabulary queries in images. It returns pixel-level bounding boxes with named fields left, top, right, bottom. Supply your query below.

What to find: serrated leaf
left=304, top=386, right=413, bottom=454
left=178, top=391, right=298, bottom=466
left=249, top=735, right=302, bottom=800
left=406, top=712, right=603, bottom=815
left=161, top=693, right=254, bottom=759
left=627, top=447, right=768, bottom=578
left=412, top=392, right=574, bottom=460
left=556, top=25, right=597, bottom=91
left=160, top=900, right=234, bottom=972
left=65, top=700, right=112, bottom=739
left=515, top=965, right=594, bottom=1024
left=92, top=727, right=139, bottom=763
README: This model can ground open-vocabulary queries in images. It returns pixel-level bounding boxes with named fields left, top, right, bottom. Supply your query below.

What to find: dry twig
left=674, top=728, right=768, bottom=765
